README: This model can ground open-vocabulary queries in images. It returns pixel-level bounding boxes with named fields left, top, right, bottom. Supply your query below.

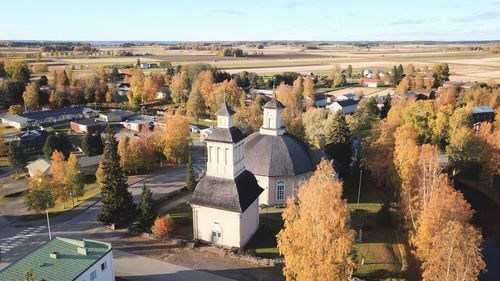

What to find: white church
left=191, top=98, right=330, bottom=248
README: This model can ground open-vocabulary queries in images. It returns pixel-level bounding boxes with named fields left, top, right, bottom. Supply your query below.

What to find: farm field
left=6, top=43, right=500, bottom=82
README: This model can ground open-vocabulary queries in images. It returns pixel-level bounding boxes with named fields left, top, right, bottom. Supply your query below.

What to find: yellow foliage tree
left=303, top=75, right=314, bottom=99
left=277, top=160, right=356, bottom=281
left=22, top=83, right=39, bottom=108
left=159, top=113, right=190, bottom=163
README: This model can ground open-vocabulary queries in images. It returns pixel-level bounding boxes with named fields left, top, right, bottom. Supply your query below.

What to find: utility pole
left=46, top=209, right=52, bottom=240
left=357, top=169, right=363, bottom=205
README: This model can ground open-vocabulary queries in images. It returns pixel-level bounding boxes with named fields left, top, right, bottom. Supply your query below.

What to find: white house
left=25, top=158, right=52, bottom=177
left=0, top=237, right=115, bottom=281
left=327, top=99, right=359, bottom=114
left=117, top=83, right=130, bottom=96
left=191, top=101, right=263, bottom=248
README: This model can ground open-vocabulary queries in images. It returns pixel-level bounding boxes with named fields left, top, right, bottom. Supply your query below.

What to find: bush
left=151, top=215, right=173, bottom=238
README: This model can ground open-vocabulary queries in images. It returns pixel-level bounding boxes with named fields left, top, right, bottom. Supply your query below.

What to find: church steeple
left=216, top=99, right=235, bottom=129
left=260, top=99, right=286, bottom=136
left=205, top=101, right=245, bottom=179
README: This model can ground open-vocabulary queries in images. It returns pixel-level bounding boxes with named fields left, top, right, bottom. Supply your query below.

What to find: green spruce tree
left=139, top=184, right=157, bottom=231
left=380, top=94, right=392, bottom=119
left=97, top=126, right=136, bottom=227
left=185, top=150, right=195, bottom=190
left=325, top=112, right=352, bottom=167
left=8, top=142, right=26, bottom=174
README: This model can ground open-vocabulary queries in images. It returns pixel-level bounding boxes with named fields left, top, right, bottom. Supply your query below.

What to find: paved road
left=114, top=250, right=234, bottom=281
left=0, top=143, right=207, bottom=278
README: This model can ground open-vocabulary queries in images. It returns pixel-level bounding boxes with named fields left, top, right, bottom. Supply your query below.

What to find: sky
left=1, top=0, right=499, bottom=41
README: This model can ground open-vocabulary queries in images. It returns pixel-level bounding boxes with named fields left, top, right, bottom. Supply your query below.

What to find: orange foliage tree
left=277, top=160, right=356, bottom=281
left=151, top=215, right=172, bottom=238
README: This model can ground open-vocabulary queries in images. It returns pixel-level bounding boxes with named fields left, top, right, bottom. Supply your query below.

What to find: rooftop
left=0, top=237, right=112, bottom=281
left=472, top=105, right=494, bottom=114
left=335, top=99, right=359, bottom=107
left=216, top=100, right=235, bottom=116
left=20, top=106, right=88, bottom=121
left=71, top=118, right=104, bottom=126
left=263, top=99, right=284, bottom=109
left=0, top=114, right=29, bottom=123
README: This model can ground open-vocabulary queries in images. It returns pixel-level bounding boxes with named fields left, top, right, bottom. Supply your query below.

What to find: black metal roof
left=244, top=132, right=320, bottom=177
left=190, top=170, right=264, bottom=213
left=263, top=99, right=284, bottom=109
left=206, top=126, right=245, bottom=143
left=335, top=99, right=359, bottom=107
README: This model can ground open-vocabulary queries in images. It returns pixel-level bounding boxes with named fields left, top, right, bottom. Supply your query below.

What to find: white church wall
left=239, top=200, right=260, bottom=246
left=192, top=205, right=243, bottom=247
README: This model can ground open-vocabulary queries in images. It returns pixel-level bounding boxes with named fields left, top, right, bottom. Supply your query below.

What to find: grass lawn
left=167, top=202, right=193, bottom=239
left=19, top=181, right=101, bottom=221
left=246, top=212, right=284, bottom=259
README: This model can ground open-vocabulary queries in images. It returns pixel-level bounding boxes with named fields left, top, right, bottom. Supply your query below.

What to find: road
left=0, top=142, right=208, bottom=279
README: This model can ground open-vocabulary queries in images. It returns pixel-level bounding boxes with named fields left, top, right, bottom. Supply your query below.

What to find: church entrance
left=212, top=223, right=222, bottom=245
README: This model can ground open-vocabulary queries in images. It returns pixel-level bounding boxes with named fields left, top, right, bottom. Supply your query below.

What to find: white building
left=244, top=99, right=330, bottom=205
left=0, top=114, right=29, bottom=129
left=327, top=99, right=359, bottom=114
left=191, top=101, right=263, bottom=248
left=0, top=237, right=115, bottom=281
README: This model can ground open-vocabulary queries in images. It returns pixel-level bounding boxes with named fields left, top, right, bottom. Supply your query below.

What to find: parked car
left=189, top=125, right=200, bottom=133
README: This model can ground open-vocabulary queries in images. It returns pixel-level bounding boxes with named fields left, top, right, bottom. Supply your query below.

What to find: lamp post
left=357, top=166, right=363, bottom=206
left=46, top=208, right=52, bottom=240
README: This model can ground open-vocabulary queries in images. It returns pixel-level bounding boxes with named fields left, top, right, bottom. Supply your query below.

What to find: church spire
left=216, top=99, right=235, bottom=129
left=260, top=98, right=286, bottom=136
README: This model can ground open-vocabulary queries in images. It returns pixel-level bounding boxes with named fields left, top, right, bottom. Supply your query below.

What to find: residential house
left=327, top=99, right=359, bottom=114
left=0, top=237, right=115, bottom=281
left=336, top=93, right=359, bottom=101
left=362, top=78, right=381, bottom=88
left=25, top=158, right=52, bottom=177
left=442, top=81, right=475, bottom=92
left=15, top=129, right=49, bottom=154
left=117, top=83, right=130, bottom=96
left=123, top=115, right=155, bottom=132
left=472, top=106, right=495, bottom=123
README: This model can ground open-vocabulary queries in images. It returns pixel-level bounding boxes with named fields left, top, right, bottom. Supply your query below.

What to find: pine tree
left=325, top=111, right=352, bottom=167
left=185, top=150, right=195, bottom=190
left=97, top=126, right=136, bottom=227
left=8, top=142, right=26, bottom=174
left=380, top=94, right=392, bottom=119
left=139, top=184, right=157, bottom=231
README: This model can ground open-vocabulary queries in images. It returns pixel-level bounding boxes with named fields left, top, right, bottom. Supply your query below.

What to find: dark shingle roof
left=263, top=99, right=284, bottom=109
left=206, top=126, right=245, bottom=143
left=335, top=99, right=359, bottom=107
left=21, top=106, right=86, bottom=121
left=191, top=170, right=263, bottom=212
left=216, top=100, right=235, bottom=116
left=71, top=118, right=104, bottom=126
left=244, top=132, right=317, bottom=177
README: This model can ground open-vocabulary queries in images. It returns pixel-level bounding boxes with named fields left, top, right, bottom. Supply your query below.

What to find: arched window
left=276, top=180, right=285, bottom=201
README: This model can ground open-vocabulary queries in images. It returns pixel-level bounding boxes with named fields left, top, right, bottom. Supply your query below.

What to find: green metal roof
left=0, top=237, right=112, bottom=281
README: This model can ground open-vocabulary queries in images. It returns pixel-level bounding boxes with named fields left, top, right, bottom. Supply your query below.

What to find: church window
left=276, top=180, right=285, bottom=201
left=225, top=148, right=229, bottom=164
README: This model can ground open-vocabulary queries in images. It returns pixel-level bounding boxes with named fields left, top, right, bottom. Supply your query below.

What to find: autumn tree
left=396, top=77, right=411, bottom=94
left=446, top=126, right=481, bottom=176
left=22, top=83, right=39, bottom=109
left=393, top=124, right=419, bottom=229
left=23, top=172, right=55, bottom=214
left=8, top=104, right=23, bottom=115
left=194, top=70, right=214, bottom=109
left=412, top=184, right=485, bottom=281
left=171, top=69, right=189, bottom=104
left=49, top=150, right=70, bottom=208
left=186, top=87, right=205, bottom=124
left=65, top=153, right=84, bottom=198
left=143, top=75, right=160, bottom=101
left=118, top=136, right=144, bottom=174
left=277, top=160, right=356, bottom=281
left=97, top=126, right=136, bottom=227
left=302, top=108, right=331, bottom=148
left=127, top=66, right=145, bottom=105
left=158, top=113, right=190, bottom=163
left=303, top=75, right=314, bottom=100
left=209, top=79, right=243, bottom=117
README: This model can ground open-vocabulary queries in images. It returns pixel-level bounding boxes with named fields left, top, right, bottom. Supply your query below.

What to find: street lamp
left=357, top=164, right=363, bottom=206
left=46, top=207, right=52, bottom=240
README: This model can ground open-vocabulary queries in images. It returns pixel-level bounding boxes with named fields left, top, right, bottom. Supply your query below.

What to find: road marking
left=0, top=226, right=47, bottom=255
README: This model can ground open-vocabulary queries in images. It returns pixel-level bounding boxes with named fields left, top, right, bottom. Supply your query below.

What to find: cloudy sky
left=1, top=0, right=499, bottom=41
